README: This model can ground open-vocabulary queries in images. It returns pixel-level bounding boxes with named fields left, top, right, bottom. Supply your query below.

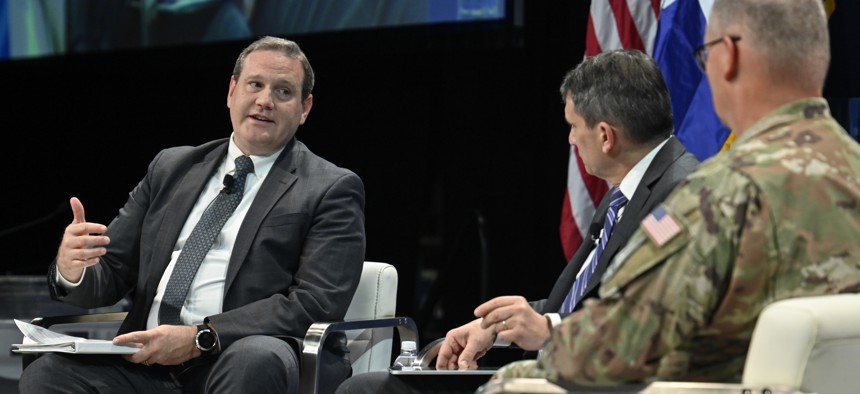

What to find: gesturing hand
left=56, top=197, right=110, bottom=283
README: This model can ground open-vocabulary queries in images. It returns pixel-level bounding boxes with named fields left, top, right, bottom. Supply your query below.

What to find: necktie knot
left=234, top=155, right=254, bottom=177
left=608, top=187, right=628, bottom=211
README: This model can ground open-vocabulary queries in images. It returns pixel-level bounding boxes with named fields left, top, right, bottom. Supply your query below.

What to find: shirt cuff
left=56, top=267, right=86, bottom=289
left=545, top=313, right=562, bottom=327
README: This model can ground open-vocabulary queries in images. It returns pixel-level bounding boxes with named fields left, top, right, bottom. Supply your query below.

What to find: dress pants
left=18, top=335, right=351, bottom=394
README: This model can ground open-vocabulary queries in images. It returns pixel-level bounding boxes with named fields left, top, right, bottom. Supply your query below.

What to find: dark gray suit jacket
left=48, top=137, right=366, bottom=350
left=533, top=137, right=698, bottom=316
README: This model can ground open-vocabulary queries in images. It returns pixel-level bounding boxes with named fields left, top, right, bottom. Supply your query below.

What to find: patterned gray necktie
left=158, top=155, right=254, bottom=325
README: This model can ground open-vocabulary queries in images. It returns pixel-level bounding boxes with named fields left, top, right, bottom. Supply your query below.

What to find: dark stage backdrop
left=1, top=1, right=857, bottom=346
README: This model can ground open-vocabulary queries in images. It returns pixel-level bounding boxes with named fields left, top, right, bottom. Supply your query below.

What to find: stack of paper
left=11, top=319, right=138, bottom=354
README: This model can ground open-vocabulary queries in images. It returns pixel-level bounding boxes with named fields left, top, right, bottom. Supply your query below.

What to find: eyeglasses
left=693, top=35, right=741, bottom=71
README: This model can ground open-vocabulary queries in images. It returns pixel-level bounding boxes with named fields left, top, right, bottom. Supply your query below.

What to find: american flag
left=641, top=205, right=681, bottom=246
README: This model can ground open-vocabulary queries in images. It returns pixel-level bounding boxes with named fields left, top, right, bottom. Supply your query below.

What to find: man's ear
left=598, top=122, right=617, bottom=154
left=722, top=36, right=740, bottom=81
left=226, top=76, right=237, bottom=108
left=300, top=94, right=313, bottom=125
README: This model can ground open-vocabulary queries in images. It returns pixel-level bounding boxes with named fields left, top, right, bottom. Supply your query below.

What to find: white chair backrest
left=343, top=261, right=398, bottom=374
left=742, top=293, right=860, bottom=394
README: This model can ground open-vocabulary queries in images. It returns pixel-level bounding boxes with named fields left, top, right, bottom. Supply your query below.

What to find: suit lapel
left=223, top=140, right=300, bottom=294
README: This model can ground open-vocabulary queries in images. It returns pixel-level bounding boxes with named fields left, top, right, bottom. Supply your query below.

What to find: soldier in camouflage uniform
left=493, top=0, right=860, bottom=387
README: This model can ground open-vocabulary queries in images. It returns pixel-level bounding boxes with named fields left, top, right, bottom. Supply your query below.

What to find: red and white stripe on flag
left=560, top=0, right=660, bottom=263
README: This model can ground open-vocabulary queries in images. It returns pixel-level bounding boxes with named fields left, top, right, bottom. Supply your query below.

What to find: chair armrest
left=477, top=378, right=803, bottom=394
left=415, top=337, right=444, bottom=369
left=476, top=378, right=568, bottom=394
left=30, top=312, right=129, bottom=328
left=299, top=316, right=418, bottom=394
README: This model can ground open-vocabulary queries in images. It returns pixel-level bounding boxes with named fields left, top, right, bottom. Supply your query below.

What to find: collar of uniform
left=730, top=97, right=830, bottom=149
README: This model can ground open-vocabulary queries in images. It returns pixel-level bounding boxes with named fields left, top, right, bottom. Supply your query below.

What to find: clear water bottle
left=392, top=340, right=418, bottom=371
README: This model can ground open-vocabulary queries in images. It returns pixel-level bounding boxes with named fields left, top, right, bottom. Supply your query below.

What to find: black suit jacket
left=532, top=137, right=698, bottom=315
left=48, top=137, right=366, bottom=350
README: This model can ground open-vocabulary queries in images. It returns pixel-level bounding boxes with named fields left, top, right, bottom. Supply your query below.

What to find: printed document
left=11, top=319, right=139, bottom=354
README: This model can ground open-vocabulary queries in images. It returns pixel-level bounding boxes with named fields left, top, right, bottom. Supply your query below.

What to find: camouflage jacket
left=495, top=98, right=860, bottom=386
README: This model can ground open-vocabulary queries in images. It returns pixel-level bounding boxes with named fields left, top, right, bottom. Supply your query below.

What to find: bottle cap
left=401, top=340, right=417, bottom=351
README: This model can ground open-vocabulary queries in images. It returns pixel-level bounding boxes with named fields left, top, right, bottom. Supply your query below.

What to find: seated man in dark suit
left=336, top=49, right=699, bottom=394
left=19, top=36, right=366, bottom=394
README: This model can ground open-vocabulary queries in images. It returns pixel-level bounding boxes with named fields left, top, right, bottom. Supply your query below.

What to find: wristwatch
left=195, top=324, right=218, bottom=355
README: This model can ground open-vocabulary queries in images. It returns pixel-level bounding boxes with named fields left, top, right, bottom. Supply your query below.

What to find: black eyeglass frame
left=693, top=35, right=741, bottom=71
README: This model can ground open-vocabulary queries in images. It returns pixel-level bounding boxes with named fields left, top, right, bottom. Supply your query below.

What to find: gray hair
left=560, top=49, right=673, bottom=146
left=232, top=36, right=315, bottom=100
left=710, top=0, right=830, bottom=90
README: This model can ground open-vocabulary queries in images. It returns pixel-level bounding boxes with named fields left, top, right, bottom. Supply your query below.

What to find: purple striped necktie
left=560, top=187, right=627, bottom=313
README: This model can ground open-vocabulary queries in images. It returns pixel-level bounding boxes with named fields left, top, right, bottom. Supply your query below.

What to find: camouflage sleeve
left=499, top=169, right=768, bottom=385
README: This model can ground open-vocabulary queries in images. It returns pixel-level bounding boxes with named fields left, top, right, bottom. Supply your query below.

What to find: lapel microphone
left=589, top=222, right=602, bottom=242
left=222, top=174, right=235, bottom=194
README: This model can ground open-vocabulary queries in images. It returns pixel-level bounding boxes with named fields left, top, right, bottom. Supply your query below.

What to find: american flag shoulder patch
left=641, top=205, right=681, bottom=247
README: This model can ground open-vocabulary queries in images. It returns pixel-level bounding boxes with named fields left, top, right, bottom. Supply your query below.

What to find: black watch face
left=197, top=330, right=216, bottom=351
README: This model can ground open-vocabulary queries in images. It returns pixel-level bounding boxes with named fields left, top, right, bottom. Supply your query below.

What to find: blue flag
left=653, top=0, right=733, bottom=161
left=0, top=0, right=9, bottom=60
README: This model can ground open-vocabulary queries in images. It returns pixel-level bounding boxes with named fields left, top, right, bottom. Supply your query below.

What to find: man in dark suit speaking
left=336, top=50, right=698, bottom=393
left=20, top=36, right=365, bottom=394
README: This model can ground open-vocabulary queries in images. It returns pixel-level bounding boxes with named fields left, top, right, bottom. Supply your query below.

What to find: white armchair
left=476, top=293, right=860, bottom=394
left=300, top=261, right=418, bottom=394
left=742, top=293, right=860, bottom=394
